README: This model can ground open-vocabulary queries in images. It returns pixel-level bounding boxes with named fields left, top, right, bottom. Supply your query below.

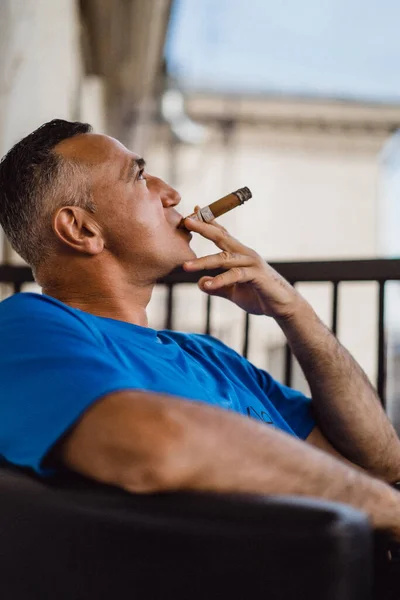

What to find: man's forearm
left=277, top=298, right=400, bottom=482
left=62, top=389, right=400, bottom=537
left=162, top=397, right=400, bottom=538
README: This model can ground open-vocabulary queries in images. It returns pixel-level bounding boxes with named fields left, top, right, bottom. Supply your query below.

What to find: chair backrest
left=0, top=466, right=372, bottom=600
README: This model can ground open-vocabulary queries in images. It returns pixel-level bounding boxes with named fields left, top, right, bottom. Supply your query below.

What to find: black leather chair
left=0, top=466, right=374, bottom=600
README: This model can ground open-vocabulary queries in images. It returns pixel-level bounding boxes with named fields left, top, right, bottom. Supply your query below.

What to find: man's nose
left=160, top=181, right=181, bottom=207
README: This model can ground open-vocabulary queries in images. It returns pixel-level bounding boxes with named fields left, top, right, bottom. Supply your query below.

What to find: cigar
left=180, top=187, right=252, bottom=228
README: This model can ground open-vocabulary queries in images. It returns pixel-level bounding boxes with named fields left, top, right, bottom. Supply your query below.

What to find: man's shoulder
left=1, top=292, right=65, bottom=315
left=1, top=292, right=71, bottom=323
left=0, top=292, right=102, bottom=341
left=0, top=292, right=51, bottom=324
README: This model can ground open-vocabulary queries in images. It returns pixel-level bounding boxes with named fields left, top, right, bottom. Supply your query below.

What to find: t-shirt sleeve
left=250, top=365, right=316, bottom=440
left=190, top=333, right=316, bottom=440
left=0, top=295, right=140, bottom=476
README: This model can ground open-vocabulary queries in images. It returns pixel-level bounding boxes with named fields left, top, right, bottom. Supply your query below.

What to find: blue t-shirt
left=0, top=293, right=315, bottom=475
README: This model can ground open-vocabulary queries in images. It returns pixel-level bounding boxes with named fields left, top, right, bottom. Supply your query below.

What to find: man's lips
left=178, top=227, right=192, bottom=240
left=174, top=214, right=191, bottom=234
left=176, top=216, right=186, bottom=230
left=170, top=213, right=192, bottom=239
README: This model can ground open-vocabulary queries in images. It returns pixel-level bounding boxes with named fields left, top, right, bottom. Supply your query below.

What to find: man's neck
left=42, top=264, right=154, bottom=328
left=46, top=288, right=152, bottom=327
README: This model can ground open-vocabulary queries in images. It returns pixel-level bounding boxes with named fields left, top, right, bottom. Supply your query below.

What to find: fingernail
left=204, top=280, right=213, bottom=287
left=185, top=261, right=194, bottom=266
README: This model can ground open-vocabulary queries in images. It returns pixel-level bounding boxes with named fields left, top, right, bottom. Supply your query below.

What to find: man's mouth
left=176, top=216, right=186, bottom=230
left=178, top=227, right=192, bottom=240
left=174, top=215, right=191, bottom=237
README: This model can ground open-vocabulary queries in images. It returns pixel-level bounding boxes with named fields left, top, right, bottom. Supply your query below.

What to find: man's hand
left=183, top=216, right=302, bottom=319
left=184, top=213, right=400, bottom=484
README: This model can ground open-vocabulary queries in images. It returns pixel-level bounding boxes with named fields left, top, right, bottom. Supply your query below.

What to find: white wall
left=1, top=0, right=82, bottom=153
left=80, top=75, right=107, bottom=134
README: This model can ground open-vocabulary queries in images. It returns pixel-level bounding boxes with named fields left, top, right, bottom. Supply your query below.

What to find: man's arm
left=278, top=299, right=400, bottom=483
left=182, top=217, right=400, bottom=483
left=59, top=389, right=400, bottom=539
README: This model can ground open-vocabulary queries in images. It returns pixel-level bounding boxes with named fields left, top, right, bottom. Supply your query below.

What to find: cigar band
left=199, top=206, right=216, bottom=223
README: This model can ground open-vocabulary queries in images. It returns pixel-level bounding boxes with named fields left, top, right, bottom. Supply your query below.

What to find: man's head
left=0, top=119, right=195, bottom=286
left=0, top=120, right=95, bottom=272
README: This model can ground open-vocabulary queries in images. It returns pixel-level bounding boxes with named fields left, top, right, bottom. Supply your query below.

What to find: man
left=0, top=119, right=400, bottom=538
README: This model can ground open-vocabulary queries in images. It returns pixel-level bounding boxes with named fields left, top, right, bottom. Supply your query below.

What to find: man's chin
left=181, top=246, right=197, bottom=262
left=177, top=247, right=198, bottom=268
left=156, top=247, right=197, bottom=279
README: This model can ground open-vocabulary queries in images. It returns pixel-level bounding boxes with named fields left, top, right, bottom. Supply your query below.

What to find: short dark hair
left=0, top=118, right=95, bottom=271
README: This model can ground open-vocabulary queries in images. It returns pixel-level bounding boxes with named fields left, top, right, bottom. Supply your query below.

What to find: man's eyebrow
left=122, top=157, right=146, bottom=180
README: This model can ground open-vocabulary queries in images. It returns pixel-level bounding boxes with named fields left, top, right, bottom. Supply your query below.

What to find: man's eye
left=138, top=169, right=145, bottom=181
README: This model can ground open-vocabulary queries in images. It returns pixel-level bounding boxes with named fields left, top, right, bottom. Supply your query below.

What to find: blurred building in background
left=1, top=0, right=400, bottom=419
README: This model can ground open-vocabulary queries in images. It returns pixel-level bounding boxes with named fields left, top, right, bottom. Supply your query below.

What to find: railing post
left=284, top=282, right=296, bottom=387
left=242, top=312, right=250, bottom=358
left=377, top=281, right=387, bottom=407
left=331, top=281, right=340, bottom=335
left=284, top=343, right=293, bottom=388
left=204, top=295, right=212, bottom=335
left=165, top=284, right=174, bottom=330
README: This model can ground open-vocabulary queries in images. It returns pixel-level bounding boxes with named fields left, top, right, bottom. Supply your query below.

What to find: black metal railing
left=2, top=258, right=400, bottom=407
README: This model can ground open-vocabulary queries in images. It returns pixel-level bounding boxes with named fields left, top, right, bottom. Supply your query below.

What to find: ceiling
left=80, top=0, right=173, bottom=145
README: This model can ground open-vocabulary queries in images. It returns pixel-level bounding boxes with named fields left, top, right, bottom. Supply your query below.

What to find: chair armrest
left=373, top=479, right=400, bottom=600
left=0, top=466, right=372, bottom=600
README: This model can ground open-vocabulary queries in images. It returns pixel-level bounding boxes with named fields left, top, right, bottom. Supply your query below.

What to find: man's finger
left=183, top=251, right=253, bottom=272
left=200, top=266, right=250, bottom=290
left=184, top=217, right=247, bottom=253
left=205, top=218, right=228, bottom=233
left=192, top=206, right=227, bottom=232
left=198, top=276, right=231, bottom=298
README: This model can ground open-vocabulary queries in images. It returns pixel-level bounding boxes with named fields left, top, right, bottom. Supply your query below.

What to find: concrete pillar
left=0, top=1, right=34, bottom=263
left=0, top=0, right=83, bottom=265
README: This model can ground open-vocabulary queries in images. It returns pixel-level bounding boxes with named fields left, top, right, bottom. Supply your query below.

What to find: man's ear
left=53, top=206, right=104, bottom=255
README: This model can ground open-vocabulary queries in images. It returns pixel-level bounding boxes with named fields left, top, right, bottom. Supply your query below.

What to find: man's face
left=58, top=133, right=196, bottom=279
